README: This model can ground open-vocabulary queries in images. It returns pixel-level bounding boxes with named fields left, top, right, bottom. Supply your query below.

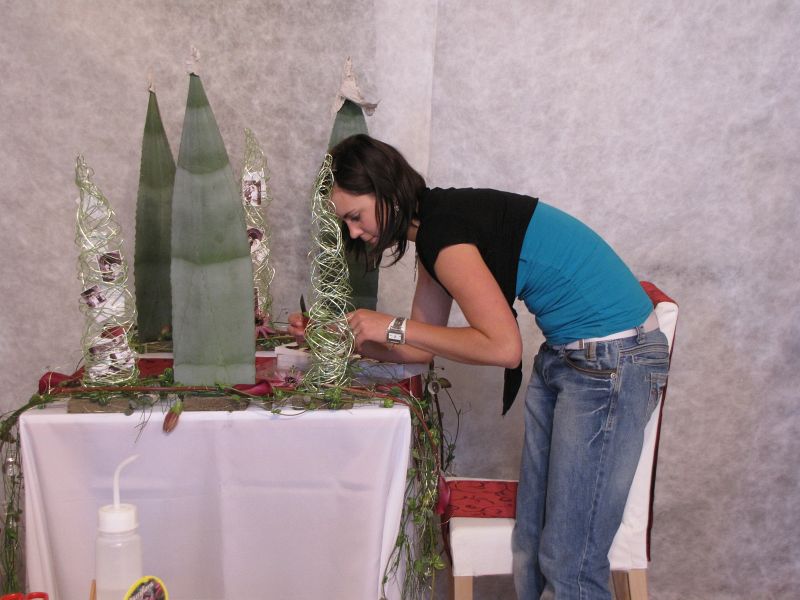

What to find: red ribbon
left=435, top=473, right=451, bottom=516
left=38, top=371, right=82, bottom=394
left=232, top=380, right=275, bottom=396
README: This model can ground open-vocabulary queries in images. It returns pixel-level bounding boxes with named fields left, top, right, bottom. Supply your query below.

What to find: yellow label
left=123, top=575, right=168, bottom=600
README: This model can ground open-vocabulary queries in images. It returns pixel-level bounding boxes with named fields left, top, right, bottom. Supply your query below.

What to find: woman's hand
left=346, top=309, right=395, bottom=351
left=334, top=246, right=521, bottom=369
left=287, top=312, right=310, bottom=344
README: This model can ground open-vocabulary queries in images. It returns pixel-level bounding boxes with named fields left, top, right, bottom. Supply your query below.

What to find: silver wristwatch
left=386, top=317, right=407, bottom=345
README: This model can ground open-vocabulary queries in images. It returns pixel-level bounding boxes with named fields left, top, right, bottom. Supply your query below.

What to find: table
left=20, top=401, right=412, bottom=600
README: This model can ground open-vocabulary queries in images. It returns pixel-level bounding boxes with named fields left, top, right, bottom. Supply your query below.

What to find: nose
left=346, top=222, right=362, bottom=239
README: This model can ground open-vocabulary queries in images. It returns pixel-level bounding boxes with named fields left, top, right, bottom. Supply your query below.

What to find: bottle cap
left=98, top=502, right=138, bottom=533
left=98, top=455, right=139, bottom=533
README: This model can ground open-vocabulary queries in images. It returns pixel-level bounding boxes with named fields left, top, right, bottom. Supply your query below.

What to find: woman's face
left=331, top=185, right=379, bottom=245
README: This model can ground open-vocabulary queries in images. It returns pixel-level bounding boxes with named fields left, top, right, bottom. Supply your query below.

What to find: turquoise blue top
left=515, top=202, right=652, bottom=344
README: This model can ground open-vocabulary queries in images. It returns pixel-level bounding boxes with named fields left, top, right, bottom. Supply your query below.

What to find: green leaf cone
left=328, top=99, right=379, bottom=311
left=171, top=74, right=255, bottom=385
left=135, top=91, right=176, bottom=342
left=328, top=98, right=369, bottom=150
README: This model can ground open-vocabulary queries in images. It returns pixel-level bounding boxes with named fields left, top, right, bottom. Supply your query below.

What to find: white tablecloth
left=20, top=402, right=412, bottom=600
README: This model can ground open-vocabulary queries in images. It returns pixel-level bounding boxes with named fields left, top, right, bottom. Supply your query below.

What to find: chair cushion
left=449, top=516, right=516, bottom=577
left=444, top=479, right=518, bottom=519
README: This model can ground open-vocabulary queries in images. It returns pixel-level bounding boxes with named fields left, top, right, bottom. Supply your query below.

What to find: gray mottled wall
left=1, top=2, right=798, bottom=599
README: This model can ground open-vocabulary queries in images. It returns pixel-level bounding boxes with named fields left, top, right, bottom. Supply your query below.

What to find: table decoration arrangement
left=1, top=358, right=458, bottom=598
left=0, top=53, right=459, bottom=599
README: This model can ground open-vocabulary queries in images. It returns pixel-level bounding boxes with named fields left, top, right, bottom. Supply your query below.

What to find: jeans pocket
left=563, top=352, right=616, bottom=378
left=648, top=371, right=668, bottom=414
left=628, top=342, right=670, bottom=366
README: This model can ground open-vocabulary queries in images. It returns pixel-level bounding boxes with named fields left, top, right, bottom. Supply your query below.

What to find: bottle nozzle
left=113, top=454, right=139, bottom=508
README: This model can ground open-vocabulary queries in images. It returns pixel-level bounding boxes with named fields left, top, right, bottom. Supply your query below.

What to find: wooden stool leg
left=611, top=569, right=648, bottom=600
left=627, top=569, right=648, bottom=600
left=451, top=575, right=474, bottom=600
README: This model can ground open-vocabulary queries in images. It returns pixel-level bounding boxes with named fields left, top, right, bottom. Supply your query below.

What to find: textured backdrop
left=1, top=1, right=798, bottom=599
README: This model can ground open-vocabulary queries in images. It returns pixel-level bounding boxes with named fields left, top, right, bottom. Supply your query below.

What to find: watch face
left=388, top=332, right=403, bottom=343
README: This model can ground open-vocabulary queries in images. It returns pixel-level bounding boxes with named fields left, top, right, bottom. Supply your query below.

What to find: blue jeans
left=512, top=326, right=669, bottom=600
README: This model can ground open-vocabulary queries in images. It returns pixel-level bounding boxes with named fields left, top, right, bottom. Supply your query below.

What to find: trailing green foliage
left=381, top=370, right=457, bottom=600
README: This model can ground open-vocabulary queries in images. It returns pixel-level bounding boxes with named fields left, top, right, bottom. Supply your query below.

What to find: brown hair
left=330, top=134, right=425, bottom=269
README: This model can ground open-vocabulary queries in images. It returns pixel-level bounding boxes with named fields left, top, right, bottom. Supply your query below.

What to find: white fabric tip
left=330, top=56, right=378, bottom=117
left=185, top=46, right=201, bottom=75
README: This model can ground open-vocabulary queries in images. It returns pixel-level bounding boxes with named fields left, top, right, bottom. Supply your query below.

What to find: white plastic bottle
left=95, top=455, right=143, bottom=600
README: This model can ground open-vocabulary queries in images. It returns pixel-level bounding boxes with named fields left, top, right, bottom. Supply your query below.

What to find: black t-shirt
left=415, top=187, right=538, bottom=306
left=414, top=187, right=538, bottom=415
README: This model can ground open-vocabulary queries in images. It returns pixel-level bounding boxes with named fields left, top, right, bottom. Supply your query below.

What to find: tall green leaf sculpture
left=328, top=99, right=369, bottom=148
left=328, top=58, right=379, bottom=310
left=134, top=88, right=176, bottom=342
left=171, top=73, right=255, bottom=385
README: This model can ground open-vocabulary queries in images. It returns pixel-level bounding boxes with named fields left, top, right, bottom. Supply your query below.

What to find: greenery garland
left=0, top=365, right=457, bottom=598
left=380, top=369, right=457, bottom=600
left=0, top=396, right=51, bottom=593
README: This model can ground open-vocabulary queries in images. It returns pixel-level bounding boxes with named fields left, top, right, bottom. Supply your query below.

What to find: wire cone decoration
left=302, top=155, right=354, bottom=392
left=74, top=155, right=139, bottom=385
left=240, top=128, right=275, bottom=327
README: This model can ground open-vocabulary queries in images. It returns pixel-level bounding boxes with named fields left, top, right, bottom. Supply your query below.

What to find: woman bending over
left=290, top=134, right=669, bottom=600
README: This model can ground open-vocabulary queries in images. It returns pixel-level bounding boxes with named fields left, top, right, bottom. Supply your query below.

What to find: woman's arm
left=286, top=268, right=449, bottom=364
left=348, top=244, right=522, bottom=369
left=349, top=258, right=452, bottom=364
